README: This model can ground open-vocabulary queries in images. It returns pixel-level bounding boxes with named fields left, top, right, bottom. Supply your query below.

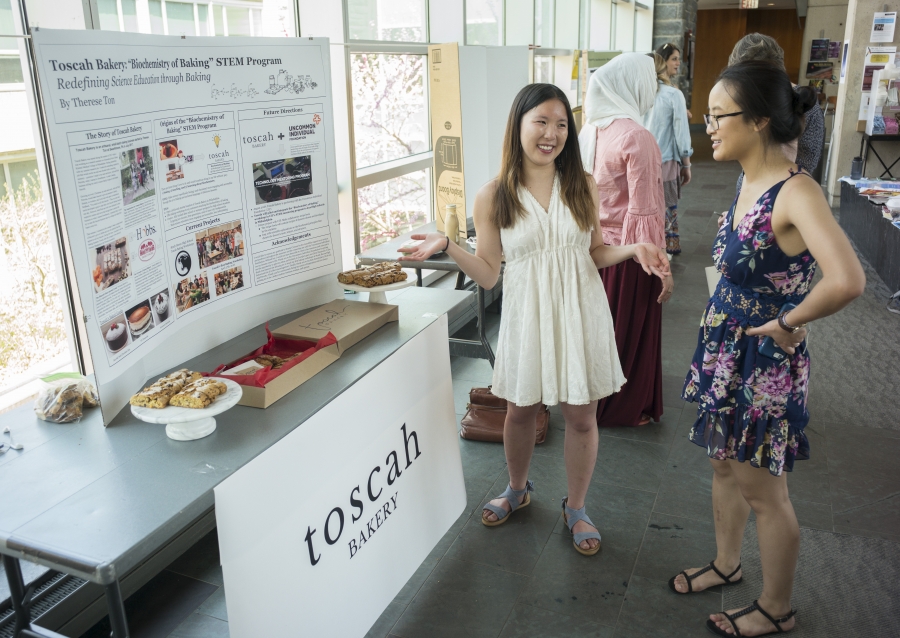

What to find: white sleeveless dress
left=492, top=177, right=626, bottom=406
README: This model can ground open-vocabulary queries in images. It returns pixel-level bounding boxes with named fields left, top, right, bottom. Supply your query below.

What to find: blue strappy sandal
left=561, top=497, right=602, bottom=556
left=481, top=480, right=534, bottom=527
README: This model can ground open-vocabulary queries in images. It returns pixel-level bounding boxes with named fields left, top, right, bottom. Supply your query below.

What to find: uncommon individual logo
left=303, top=423, right=422, bottom=566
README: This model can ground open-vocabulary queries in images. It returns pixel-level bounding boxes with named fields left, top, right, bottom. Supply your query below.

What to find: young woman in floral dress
left=671, top=62, right=865, bottom=637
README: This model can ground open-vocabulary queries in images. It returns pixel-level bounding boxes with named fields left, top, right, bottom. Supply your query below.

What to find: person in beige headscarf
left=579, top=53, right=674, bottom=430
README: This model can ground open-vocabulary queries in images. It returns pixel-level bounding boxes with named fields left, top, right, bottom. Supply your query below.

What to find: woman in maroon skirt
left=579, top=53, right=675, bottom=427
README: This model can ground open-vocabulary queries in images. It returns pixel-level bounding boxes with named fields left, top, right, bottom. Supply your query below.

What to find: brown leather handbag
left=460, top=386, right=549, bottom=444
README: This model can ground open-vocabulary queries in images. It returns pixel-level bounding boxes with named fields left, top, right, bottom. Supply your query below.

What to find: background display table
left=0, top=287, right=471, bottom=638
left=840, top=181, right=900, bottom=291
left=859, top=133, right=900, bottom=179
left=356, top=220, right=502, bottom=366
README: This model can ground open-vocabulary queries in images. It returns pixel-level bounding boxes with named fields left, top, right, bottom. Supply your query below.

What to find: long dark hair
left=717, top=61, right=816, bottom=146
left=492, top=83, right=595, bottom=232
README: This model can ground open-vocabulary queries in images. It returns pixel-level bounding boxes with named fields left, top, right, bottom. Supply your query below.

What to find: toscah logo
left=303, top=424, right=422, bottom=566
left=139, top=239, right=156, bottom=261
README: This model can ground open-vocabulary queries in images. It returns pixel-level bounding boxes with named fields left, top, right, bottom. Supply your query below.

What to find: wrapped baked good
left=82, top=384, right=100, bottom=408
left=34, top=374, right=100, bottom=423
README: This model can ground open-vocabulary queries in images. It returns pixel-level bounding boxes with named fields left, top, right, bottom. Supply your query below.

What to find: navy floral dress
left=682, top=169, right=816, bottom=476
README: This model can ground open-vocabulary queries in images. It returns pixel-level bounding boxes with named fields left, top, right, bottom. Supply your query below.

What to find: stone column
left=825, top=0, right=900, bottom=204
left=652, top=0, right=699, bottom=110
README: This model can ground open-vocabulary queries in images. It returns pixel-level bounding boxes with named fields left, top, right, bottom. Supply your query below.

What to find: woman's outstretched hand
left=398, top=233, right=447, bottom=261
left=634, top=243, right=670, bottom=278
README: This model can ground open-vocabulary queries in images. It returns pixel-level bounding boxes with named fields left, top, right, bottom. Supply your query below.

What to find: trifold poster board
left=30, top=29, right=343, bottom=422
left=215, top=315, right=466, bottom=637
left=428, top=42, right=467, bottom=241
left=428, top=44, right=529, bottom=236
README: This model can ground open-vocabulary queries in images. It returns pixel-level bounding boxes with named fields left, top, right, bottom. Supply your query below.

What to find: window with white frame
left=347, top=0, right=427, bottom=42
left=534, top=55, right=553, bottom=83
left=351, top=50, right=432, bottom=252
left=466, top=0, right=503, bottom=46
left=1, top=0, right=67, bottom=408
left=97, top=0, right=270, bottom=37
left=0, top=0, right=23, bottom=83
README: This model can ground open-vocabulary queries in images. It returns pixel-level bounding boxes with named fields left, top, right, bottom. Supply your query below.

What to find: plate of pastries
left=129, top=369, right=242, bottom=423
left=337, top=262, right=408, bottom=288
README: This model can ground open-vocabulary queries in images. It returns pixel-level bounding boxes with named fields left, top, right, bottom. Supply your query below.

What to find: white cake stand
left=342, top=278, right=414, bottom=304
left=131, top=378, right=243, bottom=441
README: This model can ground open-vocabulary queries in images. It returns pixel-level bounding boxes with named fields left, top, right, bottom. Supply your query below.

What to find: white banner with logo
left=30, top=29, right=341, bottom=421
left=214, top=316, right=466, bottom=637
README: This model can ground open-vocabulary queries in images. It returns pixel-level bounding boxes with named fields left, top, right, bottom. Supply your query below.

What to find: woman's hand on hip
left=398, top=233, right=446, bottom=261
left=745, top=320, right=808, bottom=355
left=634, top=243, right=671, bottom=280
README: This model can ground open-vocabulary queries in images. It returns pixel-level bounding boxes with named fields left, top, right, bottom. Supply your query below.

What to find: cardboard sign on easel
left=429, top=43, right=467, bottom=243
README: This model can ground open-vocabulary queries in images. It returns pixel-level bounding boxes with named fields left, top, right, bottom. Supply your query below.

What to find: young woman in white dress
left=399, top=84, right=671, bottom=555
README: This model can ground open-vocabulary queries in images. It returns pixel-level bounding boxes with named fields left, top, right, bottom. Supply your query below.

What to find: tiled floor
left=77, top=157, right=900, bottom=637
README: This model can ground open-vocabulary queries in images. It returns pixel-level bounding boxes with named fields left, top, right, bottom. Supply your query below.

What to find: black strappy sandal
left=706, top=599, right=796, bottom=637
left=668, top=560, right=742, bottom=594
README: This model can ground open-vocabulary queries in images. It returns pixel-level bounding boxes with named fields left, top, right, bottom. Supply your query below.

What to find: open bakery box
left=210, top=299, right=398, bottom=408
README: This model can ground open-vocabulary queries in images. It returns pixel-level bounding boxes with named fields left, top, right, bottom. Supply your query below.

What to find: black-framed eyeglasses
left=704, top=112, right=744, bottom=130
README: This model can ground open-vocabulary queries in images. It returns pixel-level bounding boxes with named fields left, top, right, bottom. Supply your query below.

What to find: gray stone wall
left=652, top=0, right=698, bottom=110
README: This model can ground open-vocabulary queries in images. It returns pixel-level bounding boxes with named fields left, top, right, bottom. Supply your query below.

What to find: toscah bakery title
left=303, top=424, right=422, bottom=567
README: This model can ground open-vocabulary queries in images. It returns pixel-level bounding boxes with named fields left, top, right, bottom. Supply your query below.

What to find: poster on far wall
left=863, top=65, right=886, bottom=91
left=807, top=62, right=834, bottom=80
left=871, top=12, right=897, bottom=43
left=862, top=46, right=897, bottom=92
left=840, top=41, right=850, bottom=81
left=810, top=39, right=829, bottom=61
left=828, top=41, right=842, bottom=59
